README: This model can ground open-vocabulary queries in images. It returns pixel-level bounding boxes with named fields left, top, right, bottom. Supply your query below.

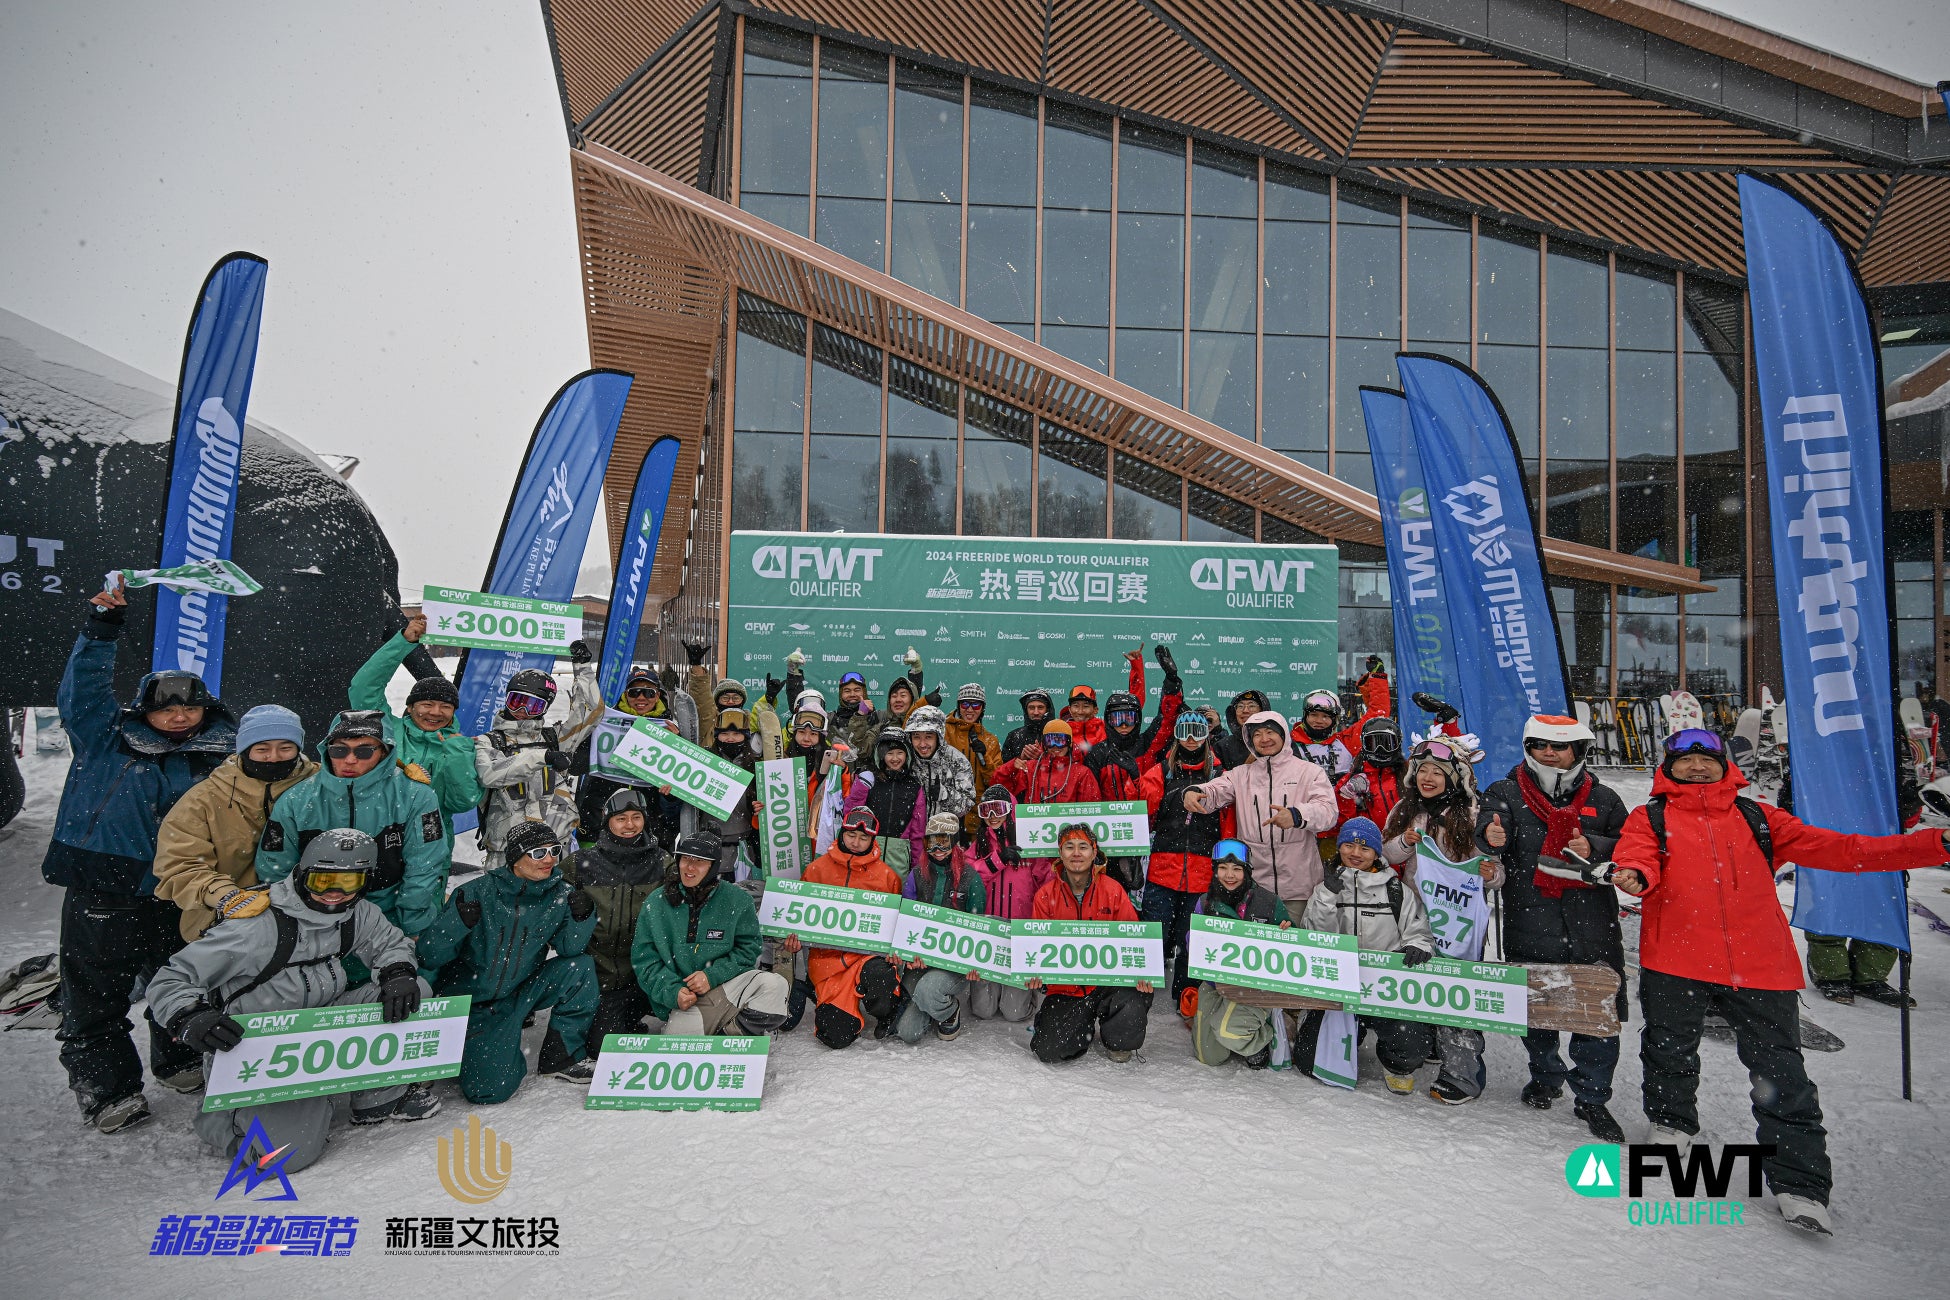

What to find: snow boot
left=91, top=1094, right=150, bottom=1134
left=547, top=1058, right=596, bottom=1085
left=1106, top=1049, right=1134, bottom=1063
left=1242, top=1043, right=1272, bottom=1069
left=1813, top=980, right=1854, bottom=1005
left=158, top=1065, right=205, bottom=1095
left=1520, top=1080, right=1560, bottom=1110
left=935, top=1011, right=962, bottom=1042
left=1776, top=1193, right=1832, bottom=1235
left=1646, top=1123, right=1694, bottom=1153
left=1851, top=981, right=1915, bottom=1009
left=1576, top=1102, right=1625, bottom=1143
left=1428, top=1079, right=1475, bottom=1105
left=394, top=1083, right=442, bottom=1119
left=1384, top=1072, right=1418, bottom=1094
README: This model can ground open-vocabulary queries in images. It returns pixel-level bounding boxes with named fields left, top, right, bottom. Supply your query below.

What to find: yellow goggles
left=302, top=868, right=368, bottom=894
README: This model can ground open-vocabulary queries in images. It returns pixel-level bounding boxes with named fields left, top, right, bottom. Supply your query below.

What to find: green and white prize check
left=113, top=558, right=261, bottom=597
left=1014, top=801, right=1151, bottom=857
left=609, top=717, right=754, bottom=821
left=756, top=757, right=812, bottom=877
left=585, top=1035, right=770, bottom=1112
left=1186, top=915, right=1361, bottom=1005
left=420, top=585, right=582, bottom=655
left=1012, top=919, right=1162, bottom=987
left=891, top=901, right=1017, bottom=982
left=1355, top=951, right=1530, bottom=1036
left=757, top=878, right=898, bottom=954
left=201, top=996, right=471, bottom=1112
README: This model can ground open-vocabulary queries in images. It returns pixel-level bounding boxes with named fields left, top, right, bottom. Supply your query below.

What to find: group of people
left=37, top=588, right=1950, bottom=1235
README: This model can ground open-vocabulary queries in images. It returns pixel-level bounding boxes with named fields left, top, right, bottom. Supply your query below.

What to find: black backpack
left=216, top=909, right=356, bottom=1011
left=1644, top=793, right=1774, bottom=867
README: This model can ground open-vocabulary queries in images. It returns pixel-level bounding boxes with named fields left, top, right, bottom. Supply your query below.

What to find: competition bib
left=1414, top=840, right=1491, bottom=961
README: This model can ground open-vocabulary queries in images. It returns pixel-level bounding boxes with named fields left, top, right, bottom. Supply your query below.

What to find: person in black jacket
left=563, top=789, right=668, bottom=1054
left=1000, top=688, right=1056, bottom=765
left=1477, top=713, right=1628, bottom=1143
left=1139, top=711, right=1228, bottom=1009
left=1211, top=688, right=1270, bottom=770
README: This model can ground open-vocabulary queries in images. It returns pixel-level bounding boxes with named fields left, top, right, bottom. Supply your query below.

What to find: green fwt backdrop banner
left=727, top=533, right=1339, bottom=725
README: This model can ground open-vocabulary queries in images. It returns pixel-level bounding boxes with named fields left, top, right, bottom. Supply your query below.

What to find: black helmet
left=604, top=788, right=650, bottom=820
left=1359, top=716, right=1404, bottom=766
left=504, top=669, right=558, bottom=720
left=294, top=828, right=376, bottom=915
left=1104, top=691, right=1141, bottom=727
left=137, top=671, right=219, bottom=712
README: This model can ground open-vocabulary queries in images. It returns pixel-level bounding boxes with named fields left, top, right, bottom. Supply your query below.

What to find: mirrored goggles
left=146, top=676, right=204, bottom=708
left=1411, top=739, right=1460, bottom=761
left=1665, top=728, right=1726, bottom=757
left=1107, top=709, right=1140, bottom=728
left=1041, top=734, right=1070, bottom=749
left=301, top=868, right=368, bottom=895
left=925, top=834, right=956, bottom=848
left=504, top=691, right=551, bottom=719
left=1173, top=712, right=1211, bottom=742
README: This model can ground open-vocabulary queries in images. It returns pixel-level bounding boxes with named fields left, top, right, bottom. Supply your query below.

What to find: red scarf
left=1515, top=764, right=1594, bottom=900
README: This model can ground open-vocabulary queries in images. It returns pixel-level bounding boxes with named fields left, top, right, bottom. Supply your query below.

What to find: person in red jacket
left=778, top=808, right=906, bottom=1049
left=1606, top=729, right=1950, bottom=1236
left=999, top=720, right=1101, bottom=805
left=1336, top=716, right=1407, bottom=833
left=1025, top=825, right=1156, bottom=1062
left=1060, top=685, right=1108, bottom=755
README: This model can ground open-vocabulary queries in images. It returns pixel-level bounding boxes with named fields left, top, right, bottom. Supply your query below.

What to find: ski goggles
left=925, top=833, right=957, bottom=848
left=326, top=743, right=384, bottom=762
left=792, top=715, right=825, bottom=733
left=1041, top=734, right=1070, bottom=750
left=838, top=672, right=866, bottom=687
left=840, top=808, right=880, bottom=836
left=301, top=868, right=368, bottom=895
left=1665, top=728, right=1726, bottom=758
left=1410, top=739, right=1463, bottom=761
left=145, top=675, right=206, bottom=708
left=1174, top=712, right=1211, bottom=742
left=1212, top=838, right=1250, bottom=866
left=518, top=844, right=560, bottom=863
left=976, top=798, right=1013, bottom=820
left=1107, top=709, right=1140, bottom=728
left=504, top=691, right=552, bottom=719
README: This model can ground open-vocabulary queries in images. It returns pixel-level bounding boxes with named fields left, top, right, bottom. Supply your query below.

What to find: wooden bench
left=1216, top=961, right=1622, bottom=1038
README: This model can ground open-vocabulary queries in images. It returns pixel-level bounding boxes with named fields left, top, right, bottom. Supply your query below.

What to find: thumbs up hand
left=1484, top=812, right=1507, bottom=849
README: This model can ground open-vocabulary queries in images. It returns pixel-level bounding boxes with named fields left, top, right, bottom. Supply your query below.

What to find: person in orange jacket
left=777, top=807, right=905, bottom=1049
left=1601, top=729, right=1950, bottom=1236
left=1024, top=824, right=1156, bottom=1063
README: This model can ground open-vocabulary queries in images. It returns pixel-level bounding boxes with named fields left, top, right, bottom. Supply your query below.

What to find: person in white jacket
left=475, top=646, right=604, bottom=869
left=1182, top=709, right=1340, bottom=912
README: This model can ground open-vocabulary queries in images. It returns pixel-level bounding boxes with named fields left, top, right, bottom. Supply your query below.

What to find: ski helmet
left=1522, top=714, right=1594, bottom=756
left=603, top=788, right=651, bottom=843
left=1359, top=716, right=1404, bottom=766
left=1019, top=688, right=1053, bottom=721
left=1299, top=690, right=1343, bottom=740
left=1920, top=775, right=1950, bottom=830
left=839, top=807, right=880, bottom=842
left=1104, top=691, right=1141, bottom=732
left=504, top=669, right=557, bottom=720
left=137, top=671, right=219, bottom=713
left=294, top=828, right=376, bottom=915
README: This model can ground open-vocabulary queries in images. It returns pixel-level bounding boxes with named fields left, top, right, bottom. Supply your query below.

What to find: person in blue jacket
left=42, top=585, right=236, bottom=1134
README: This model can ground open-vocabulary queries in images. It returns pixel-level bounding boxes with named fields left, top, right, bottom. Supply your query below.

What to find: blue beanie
left=235, top=704, right=305, bottom=754
left=1337, top=817, right=1384, bottom=855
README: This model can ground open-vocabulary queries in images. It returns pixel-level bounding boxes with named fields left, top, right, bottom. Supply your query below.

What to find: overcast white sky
left=2, top=1, right=1944, bottom=595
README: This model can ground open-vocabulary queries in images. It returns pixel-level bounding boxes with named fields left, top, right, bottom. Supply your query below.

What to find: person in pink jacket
left=960, top=785, right=1047, bottom=1024
left=1183, top=709, right=1341, bottom=911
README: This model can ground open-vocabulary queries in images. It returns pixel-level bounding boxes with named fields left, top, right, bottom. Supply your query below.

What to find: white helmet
left=1921, top=775, right=1950, bottom=830
left=1522, top=714, right=1594, bottom=747
left=1300, top=689, right=1343, bottom=720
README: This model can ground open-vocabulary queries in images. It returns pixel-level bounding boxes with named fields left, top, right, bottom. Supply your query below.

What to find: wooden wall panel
left=749, top=0, right=1046, bottom=82
left=550, top=0, right=705, bottom=123
left=582, top=14, right=722, bottom=184
left=1858, top=175, right=1950, bottom=287
left=1773, top=171, right=1890, bottom=254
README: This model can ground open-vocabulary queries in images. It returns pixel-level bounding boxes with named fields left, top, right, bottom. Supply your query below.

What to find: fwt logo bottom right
left=1565, top=1142, right=1775, bottom=1227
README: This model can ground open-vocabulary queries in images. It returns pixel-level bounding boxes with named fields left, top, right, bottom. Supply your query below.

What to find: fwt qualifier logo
left=1565, top=1142, right=1773, bottom=1226
left=149, top=1117, right=359, bottom=1256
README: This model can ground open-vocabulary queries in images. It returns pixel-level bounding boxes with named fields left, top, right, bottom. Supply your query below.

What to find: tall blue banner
left=454, top=370, right=634, bottom=737
left=152, top=253, right=268, bottom=694
left=598, top=436, right=682, bottom=703
left=1395, top=353, right=1566, bottom=779
left=1740, top=174, right=1907, bottom=950
left=1361, top=387, right=1462, bottom=741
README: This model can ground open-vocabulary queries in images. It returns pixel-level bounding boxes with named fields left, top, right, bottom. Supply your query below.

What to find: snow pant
left=1804, top=935, right=1898, bottom=987
left=894, top=968, right=966, bottom=1043
left=1139, top=884, right=1200, bottom=1001
left=586, top=984, right=652, bottom=1056
left=1525, top=1028, right=1620, bottom=1106
left=969, top=978, right=1035, bottom=1022
left=1294, top=1008, right=1435, bottom=1077
left=1192, top=986, right=1275, bottom=1065
left=56, top=888, right=202, bottom=1117
left=456, top=955, right=599, bottom=1105
left=190, top=978, right=422, bottom=1173
left=665, top=969, right=791, bottom=1036
left=812, top=955, right=901, bottom=1050
left=1030, top=986, right=1153, bottom=1063
left=1435, top=1027, right=1487, bottom=1098
left=1638, top=967, right=1831, bottom=1202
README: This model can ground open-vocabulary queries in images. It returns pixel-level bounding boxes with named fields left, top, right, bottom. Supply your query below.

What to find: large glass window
left=1338, top=542, right=1392, bottom=690
left=1041, top=105, right=1112, bottom=372
left=890, top=62, right=962, bottom=304
left=962, top=392, right=1032, bottom=536
left=1476, top=225, right=1540, bottom=508
left=1551, top=580, right=1611, bottom=697
left=815, top=42, right=888, bottom=272
left=1682, top=276, right=1746, bottom=700
left=1334, top=184, right=1401, bottom=494
left=1546, top=243, right=1610, bottom=548
left=806, top=325, right=881, bottom=533
left=731, top=295, right=806, bottom=532
left=1037, top=423, right=1106, bottom=538
left=1406, top=202, right=1469, bottom=364
left=1261, top=164, right=1329, bottom=470
left=1187, top=482, right=1254, bottom=542
left=1893, top=511, right=1937, bottom=701
left=884, top=359, right=957, bottom=534
left=1112, top=455, right=1180, bottom=541
left=739, top=27, right=813, bottom=234
left=1614, top=260, right=1677, bottom=563
left=1615, top=590, right=1679, bottom=697
left=1189, top=145, right=1257, bottom=438
left=1114, top=124, right=1185, bottom=405
left=965, top=85, right=1037, bottom=337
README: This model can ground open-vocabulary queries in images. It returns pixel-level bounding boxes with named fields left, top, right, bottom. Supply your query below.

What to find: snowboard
left=1665, top=690, right=1705, bottom=737
left=1700, top=1010, right=1844, bottom=1053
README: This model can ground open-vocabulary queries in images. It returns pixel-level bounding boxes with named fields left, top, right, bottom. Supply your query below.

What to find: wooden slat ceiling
left=1857, top=175, right=1950, bottom=288
left=573, top=143, right=1712, bottom=594
left=580, top=14, right=720, bottom=179
left=549, top=0, right=703, bottom=124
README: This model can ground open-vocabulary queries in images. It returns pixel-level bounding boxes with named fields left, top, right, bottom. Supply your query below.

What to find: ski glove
left=1536, top=854, right=1616, bottom=888
left=765, top=673, right=785, bottom=703
left=569, top=638, right=593, bottom=665
left=1402, top=946, right=1434, bottom=969
left=1154, top=645, right=1177, bottom=676
left=1320, top=860, right=1346, bottom=897
left=785, top=647, right=807, bottom=669
left=683, top=640, right=711, bottom=666
left=543, top=749, right=575, bottom=772
left=173, top=1002, right=246, bottom=1053
left=925, top=687, right=942, bottom=708
left=567, top=889, right=596, bottom=922
left=377, top=962, right=422, bottom=1023
left=455, top=896, right=483, bottom=929
left=1410, top=691, right=1461, bottom=725
left=1344, top=772, right=1371, bottom=810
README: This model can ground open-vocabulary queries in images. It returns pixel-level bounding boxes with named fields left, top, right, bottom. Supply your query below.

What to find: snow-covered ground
left=1, top=721, right=1946, bottom=1297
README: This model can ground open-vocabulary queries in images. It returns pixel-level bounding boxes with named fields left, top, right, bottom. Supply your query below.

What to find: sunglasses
left=977, top=799, right=1012, bottom=820
left=625, top=686, right=658, bottom=699
left=302, top=868, right=367, bottom=894
left=146, top=677, right=203, bottom=708
left=504, top=692, right=551, bottom=719
left=327, top=743, right=383, bottom=762
left=1524, top=738, right=1575, bottom=753
left=1665, top=728, right=1726, bottom=757
left=520, top=845, right=559, bottom=862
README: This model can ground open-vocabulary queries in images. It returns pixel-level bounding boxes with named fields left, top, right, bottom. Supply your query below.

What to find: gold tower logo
left=437, top=1113, right=513, bottom=1204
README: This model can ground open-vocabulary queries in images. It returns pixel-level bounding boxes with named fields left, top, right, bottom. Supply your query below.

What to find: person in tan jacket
left=152, top=705, right=317, bottom=941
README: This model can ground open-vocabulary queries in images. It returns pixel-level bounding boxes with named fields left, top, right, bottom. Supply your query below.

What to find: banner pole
left=1900, top=947, right=1913, bottom=1101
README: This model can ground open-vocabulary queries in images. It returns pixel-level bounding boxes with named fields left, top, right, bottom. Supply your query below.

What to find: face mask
left=241, top=755, right=300, bottom=782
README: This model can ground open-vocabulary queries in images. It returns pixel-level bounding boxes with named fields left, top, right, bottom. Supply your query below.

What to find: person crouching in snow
left=1606, top=729, right=1950, bottom=1237
left=1295, top=818, right=1437, bottom=1094
left=1190, top=839, right=1292, bottom=1069
left=417, top=821, right=600, bottom=1100
left=1026, top=824, right=1155, bottom=1063
left=630, top=831, right=790, bottom=1036
left=147, top=829, right=438, bottom=1172
left=892, top=813, right=989, bottom=1044
left=779, top=808, right=906, bottom=1048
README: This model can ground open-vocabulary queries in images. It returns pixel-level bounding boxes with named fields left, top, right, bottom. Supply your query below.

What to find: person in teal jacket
left=346, top=614, right=482, bottom=835
left=629, top=832, right=789, bottom=1036
left=254, top=710, right=450, bottom=937
left=418, top=821, right=600, bottom=1102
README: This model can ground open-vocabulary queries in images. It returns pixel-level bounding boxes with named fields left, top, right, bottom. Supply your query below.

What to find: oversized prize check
left=419, top=585, right=582, bottom=655
left=1014, top=801, right=1151, bottom=857
left=202, top=997, right=472, bottom=1112
left=757, top=878, right=898, bottom=954
left=890, top=900, right=1017, bottom=983
left=1185, top=914, right=1362, bottom=1006
left=608, top=717, right=755, bottom=821
left=1012, top=919, right=1163, bottom=987
left=585, top=1035, right=770, bottom=1112
left=1355, top=951, right=1530, bottom=1036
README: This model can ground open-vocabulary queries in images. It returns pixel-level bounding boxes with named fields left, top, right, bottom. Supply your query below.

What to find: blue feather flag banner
left=152, top=253, right=268, bottom=694
left=1395, top=353, right=1566, bottom=778
left=1739, top=174, right=1907, bottom=950
left=454, top=371, right=633, bottom=737
left=599, top=437, right=682, bottom=704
